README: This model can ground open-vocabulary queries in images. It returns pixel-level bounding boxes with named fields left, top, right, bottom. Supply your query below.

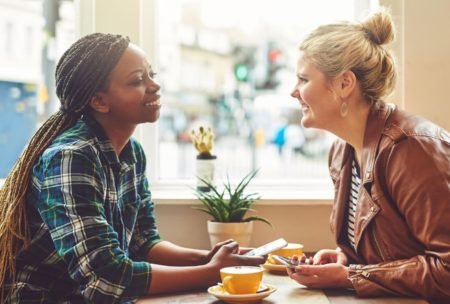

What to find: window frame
left=137, top=114, right=335, bottom=202
left=134, top=0, right=336, bottom=202
left=4, top=0, right=381, bottom=203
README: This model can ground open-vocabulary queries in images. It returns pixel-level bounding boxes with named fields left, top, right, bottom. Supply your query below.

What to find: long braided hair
left=0, top=33, right=130, bottom=299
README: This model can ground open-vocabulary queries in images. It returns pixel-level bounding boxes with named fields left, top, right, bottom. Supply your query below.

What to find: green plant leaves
left=192, top=169, right=271, bottom=226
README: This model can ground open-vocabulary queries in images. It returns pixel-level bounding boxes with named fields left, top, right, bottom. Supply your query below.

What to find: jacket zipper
left=354, top=261, right=417, bottom=278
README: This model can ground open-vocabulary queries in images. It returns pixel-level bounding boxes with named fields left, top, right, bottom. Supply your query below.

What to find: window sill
left=151, top=178, right=334, bottom=206
left=0, top=179, right=334, bottom=206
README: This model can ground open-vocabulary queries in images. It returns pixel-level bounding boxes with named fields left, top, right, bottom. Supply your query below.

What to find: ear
left=338, top=70, right=357, bottom=99
left=88, top=93, right=110, bottom=113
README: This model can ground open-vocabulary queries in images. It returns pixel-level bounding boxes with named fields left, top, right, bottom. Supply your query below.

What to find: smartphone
left=244, top=238, right=288, bottom=257
left=271, top=255, right=305, bottom=269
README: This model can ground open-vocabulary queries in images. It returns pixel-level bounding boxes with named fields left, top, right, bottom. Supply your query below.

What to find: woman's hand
left=238, top=246, right=253, bottom=255
left=313, top=248, right=348, bottom=265
left=204, top=239, right=236, bottom=263
left=208, top=240, right=266, bottom=269
left=286, top=263, right=352, bottom=289
left=148, top=240, right=265, bottom=294
left=285, top=249, right=352, bottom=289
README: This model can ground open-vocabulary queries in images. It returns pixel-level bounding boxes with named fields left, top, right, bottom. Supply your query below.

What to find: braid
left=0, top=33, right=129, bottom=301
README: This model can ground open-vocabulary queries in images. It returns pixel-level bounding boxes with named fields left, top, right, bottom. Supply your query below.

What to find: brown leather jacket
left=328, top=104, right=450, bottom=302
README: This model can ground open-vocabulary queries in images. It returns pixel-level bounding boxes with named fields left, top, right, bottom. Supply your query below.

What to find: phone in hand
left=244, top=238, right=288, bottom=257
left=271, top=255, right=305, bottom=269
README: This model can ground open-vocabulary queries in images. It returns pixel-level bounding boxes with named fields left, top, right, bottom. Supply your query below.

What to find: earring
left=340, top=102, right=349, bottom=117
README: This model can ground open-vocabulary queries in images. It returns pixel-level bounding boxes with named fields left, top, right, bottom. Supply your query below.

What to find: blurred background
left=2, top=0, right=449, bottom=250
left=0, top=0, right=369, bottom=185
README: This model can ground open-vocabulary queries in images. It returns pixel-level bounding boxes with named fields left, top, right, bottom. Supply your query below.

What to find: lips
left=299, top=101, right=309, bottom=112
left=144, top=95, right=161, bottom=107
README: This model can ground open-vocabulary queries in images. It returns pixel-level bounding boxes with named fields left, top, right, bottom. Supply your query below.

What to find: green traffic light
left=234, top=63, right=249, bottom=82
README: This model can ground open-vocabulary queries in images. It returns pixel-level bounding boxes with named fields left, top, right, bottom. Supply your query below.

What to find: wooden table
left=137, top=270, right=429, bottom=304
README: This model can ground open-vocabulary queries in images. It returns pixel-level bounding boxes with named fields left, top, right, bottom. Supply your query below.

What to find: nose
left=146, top=78, right=160, bottom=93
left=291, top=86, right=299, bottom=98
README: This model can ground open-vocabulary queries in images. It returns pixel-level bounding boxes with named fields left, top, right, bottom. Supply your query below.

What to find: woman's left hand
left=204, top=239, right=236, bottom=263
left=286, top=263, right=352, bottom=289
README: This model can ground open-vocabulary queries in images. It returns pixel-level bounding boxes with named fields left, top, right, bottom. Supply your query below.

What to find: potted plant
left=190, top=126, right=217, bottom=192
left=193, top=169, right=272, bottom=248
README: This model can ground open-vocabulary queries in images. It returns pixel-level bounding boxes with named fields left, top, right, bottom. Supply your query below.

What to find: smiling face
left=95, top=43, right=161, bottom=127
left=290, top=52, right=340, bottom=131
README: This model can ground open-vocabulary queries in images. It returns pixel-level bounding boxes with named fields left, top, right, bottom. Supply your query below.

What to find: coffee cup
left=220, top=266, right=263, bottom=294
left=268, top=243, right=303, bottom=264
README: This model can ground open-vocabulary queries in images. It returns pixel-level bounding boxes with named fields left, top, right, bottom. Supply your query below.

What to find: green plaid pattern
left=6, top=114, right=161, bottom=303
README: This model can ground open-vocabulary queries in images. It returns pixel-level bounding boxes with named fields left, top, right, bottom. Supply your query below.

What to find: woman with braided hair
left=286, top=9, right=450, bottom=302
left=0, top=33, right=264, bottom=303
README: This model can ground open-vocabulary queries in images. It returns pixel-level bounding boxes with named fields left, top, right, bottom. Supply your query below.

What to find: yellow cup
left=220, top=266, right=263, bottom=294
left=268, top=243, right=303, bottom=264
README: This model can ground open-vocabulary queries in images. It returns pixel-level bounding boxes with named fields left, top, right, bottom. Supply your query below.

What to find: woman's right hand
left=312, top=248, right=348, bottom=265
left=208, top=241, right=266, bottom=269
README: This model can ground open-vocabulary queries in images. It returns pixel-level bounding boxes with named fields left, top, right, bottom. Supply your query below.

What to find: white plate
left=261, top=262, right=289, bottom=274
left=207, top=283, right=277, bottom=304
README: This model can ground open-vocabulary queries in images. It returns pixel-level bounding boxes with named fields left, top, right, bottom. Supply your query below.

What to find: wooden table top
left=137, top=269, right=429, bottom=304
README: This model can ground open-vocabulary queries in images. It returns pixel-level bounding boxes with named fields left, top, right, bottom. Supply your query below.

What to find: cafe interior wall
left=74, top=0, right=450, bottom=252
left=381, top=0, right=450, bottom=131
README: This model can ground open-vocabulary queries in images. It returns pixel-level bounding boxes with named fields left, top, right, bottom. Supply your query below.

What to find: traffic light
left=232, top=46, right=255, bottom=83
left=268, top=49, right=282, bottom=62
left=262, top=44, right=283, bottom=90
left=234, top=63, right=249, bottom=82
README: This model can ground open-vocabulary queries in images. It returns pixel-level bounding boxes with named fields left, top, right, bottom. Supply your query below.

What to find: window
left=0, top=0, right=75, bottom=179
left=150, top=0, right=370, bottom=196
left=5, top=21, right=13, bottom=55
left=1, top=0, right=378, bottom=200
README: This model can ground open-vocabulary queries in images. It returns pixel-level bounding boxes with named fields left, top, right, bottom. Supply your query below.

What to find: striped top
left=347, top=160, right=361, bottom=250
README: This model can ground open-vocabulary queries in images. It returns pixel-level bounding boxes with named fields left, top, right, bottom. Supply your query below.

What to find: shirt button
left=365, top=172, right=370, bottom=179
left=370, top=206, right=376, bottom=212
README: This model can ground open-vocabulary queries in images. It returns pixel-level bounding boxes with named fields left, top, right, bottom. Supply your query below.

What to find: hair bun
left=361, top=9, right=395, bottom=45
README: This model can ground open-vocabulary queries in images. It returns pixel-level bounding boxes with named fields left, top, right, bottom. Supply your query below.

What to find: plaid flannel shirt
left=7, top=114, right=161, bottom=303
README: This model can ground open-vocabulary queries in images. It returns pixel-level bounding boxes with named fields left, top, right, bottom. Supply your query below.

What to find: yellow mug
left=220, top=266, right=263, bottom=294
left=268, top=243, right=303, bottom=264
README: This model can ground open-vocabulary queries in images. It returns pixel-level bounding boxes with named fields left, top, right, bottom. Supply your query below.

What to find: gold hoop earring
left=340, top=102, right=348, bottom=117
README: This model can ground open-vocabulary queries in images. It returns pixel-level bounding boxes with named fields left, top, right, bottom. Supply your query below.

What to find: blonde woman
left=287, top=9, right=450, bottom=303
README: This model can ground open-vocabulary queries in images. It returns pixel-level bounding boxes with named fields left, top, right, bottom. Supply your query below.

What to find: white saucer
left=207, top=283, right=277, bottom=304
left=261, top=262, right=289, bottom=274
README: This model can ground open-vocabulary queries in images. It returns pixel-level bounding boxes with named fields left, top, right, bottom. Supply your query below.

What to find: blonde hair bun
left=361, top=9, right=395, bottom=45
left=299, top=7, right=397, bottom=105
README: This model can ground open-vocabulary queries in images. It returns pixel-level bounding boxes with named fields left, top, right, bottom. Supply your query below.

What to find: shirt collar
left=82, top=114, right=137, bottom=167
left=328, top=103, right=394, bottom=184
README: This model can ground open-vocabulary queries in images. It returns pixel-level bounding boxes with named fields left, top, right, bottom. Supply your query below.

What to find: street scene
left=0, top=0, right=355, bottom=183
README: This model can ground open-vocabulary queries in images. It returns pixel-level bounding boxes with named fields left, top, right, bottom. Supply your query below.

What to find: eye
left=298, top=76, right=307, bottom=83
left=149, top=71, right=158, bottom=79
left=130, top=78, right=144, bottom=86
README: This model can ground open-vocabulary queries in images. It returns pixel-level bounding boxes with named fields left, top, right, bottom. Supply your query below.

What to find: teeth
left=145, top=100, right=161, bottom=107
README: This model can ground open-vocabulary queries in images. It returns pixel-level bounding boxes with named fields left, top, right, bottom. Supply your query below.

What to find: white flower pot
left=207, top=221, right=254, bottom=248
left=196, top=155, right=217, bottom=192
